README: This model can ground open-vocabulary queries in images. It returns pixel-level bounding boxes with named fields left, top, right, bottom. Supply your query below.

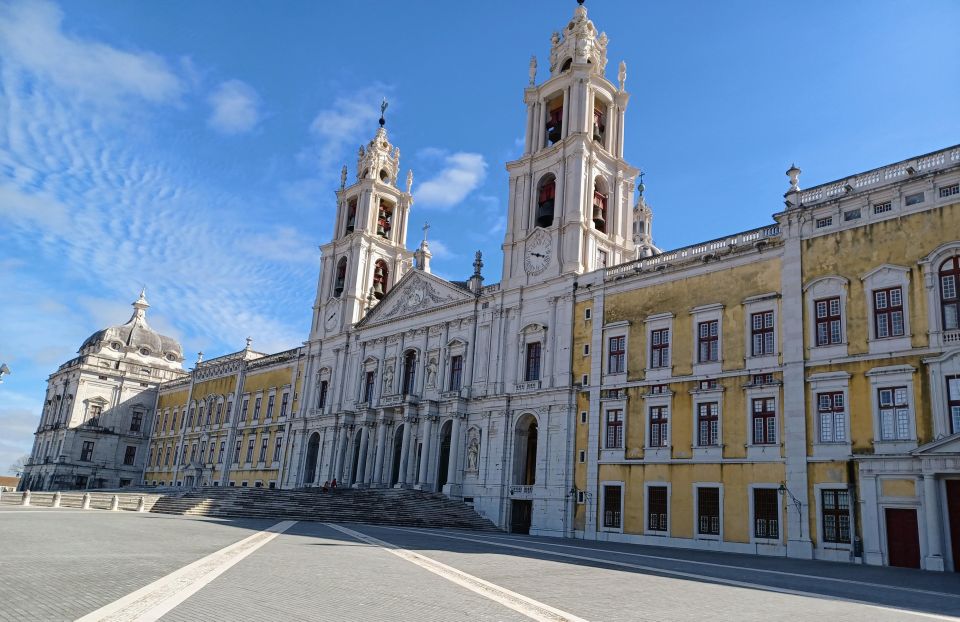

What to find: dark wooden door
left=947, top=480, right=960, bottom=572
left=885, top=508, right=921, bottom=568
left=511, top=500, right=532, bottom=534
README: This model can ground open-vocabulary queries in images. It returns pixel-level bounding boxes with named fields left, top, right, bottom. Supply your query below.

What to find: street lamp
left=0, top=363, right=10, bottom=384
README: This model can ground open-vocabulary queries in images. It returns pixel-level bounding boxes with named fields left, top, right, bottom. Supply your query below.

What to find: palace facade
left=22, top=4, right=960, bottom=571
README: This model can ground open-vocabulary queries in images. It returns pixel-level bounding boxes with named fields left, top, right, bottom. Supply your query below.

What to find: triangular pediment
left=358, top=270, right=474, bottom=326
left=912, top=432, right=960, bottom=456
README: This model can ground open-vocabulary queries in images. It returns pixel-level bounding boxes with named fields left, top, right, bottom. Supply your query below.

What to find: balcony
left=509, top=485, right=534, bottom=498
left=514, top=380, right=541, bottom=392
left=944, top=330, right=960, bottom=345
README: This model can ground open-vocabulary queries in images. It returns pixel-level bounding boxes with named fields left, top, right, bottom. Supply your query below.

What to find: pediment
left=359, top=270, right=474, bottom=326
left=912, top=432, right=960, bottom=456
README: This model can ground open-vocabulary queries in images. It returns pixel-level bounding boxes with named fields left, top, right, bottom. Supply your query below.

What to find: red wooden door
left=885, top=508, right=921, bottom=568
left=947, top=480, right=960, bottom=572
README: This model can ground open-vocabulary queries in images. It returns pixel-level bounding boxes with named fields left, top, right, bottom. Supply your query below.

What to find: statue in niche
left=382, top=363, right=394, bottom=394
left=425, top=357, right=438, bottom=387
left=466, top=434, right=480, bottom=472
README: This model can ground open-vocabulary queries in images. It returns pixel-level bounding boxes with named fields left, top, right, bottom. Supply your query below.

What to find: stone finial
left=618, top=60, right=626, bottom=91
left=529, top=55, right=537, bottom=86
left=340, top=165, right=347, bottom=190
left=468, top=251, right=484, bottom=294
left=786, top=164, right=801, bottom=193
left=245, top=336, right=252, bottom=351
left=406, top=169, right=413, bottom=194
left=473, top=250, right=484, bottom=276
left=196, top=351, right=204, bottom=365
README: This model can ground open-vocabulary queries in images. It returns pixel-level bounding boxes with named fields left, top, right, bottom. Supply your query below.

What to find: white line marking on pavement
left=411, top=529, right=960, bottom=600
left=325, top=523, right=589, bottom=622
left=380, top=526, right=960, bottom=622
left=75, top=520, right=297, bottom=622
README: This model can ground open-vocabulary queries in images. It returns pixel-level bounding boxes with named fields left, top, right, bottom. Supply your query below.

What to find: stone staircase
left=150, top=487, right=500, bottom=531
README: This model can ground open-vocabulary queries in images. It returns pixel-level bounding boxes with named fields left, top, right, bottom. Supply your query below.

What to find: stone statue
left=406, top=169, right=413, bottom=194
left=466, top=436, right=479, bottom=471
left=618, top=60, right=626, bottom=91
left=382, top=363, right=394, bottom=394
left=528, top=55, right=537, bottom=86
left=551, top=31, right=560, bottom=46
left=340, top=165, right=347, bottom=190
left=425, top=357, right=438, bottom=387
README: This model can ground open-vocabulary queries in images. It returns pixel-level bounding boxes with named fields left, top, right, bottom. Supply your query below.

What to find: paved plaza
left=1, top=506, right=959, bottom=622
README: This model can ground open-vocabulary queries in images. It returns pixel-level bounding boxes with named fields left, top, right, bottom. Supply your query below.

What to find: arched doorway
left=390, top=425, right=404, bottom=486
left=304, top=432, right=320, bottom=484
left=436, top=420, right=452, bottom=491
left=511, top=414, right=539, bottom=534
left=350, top=433, right=363, bottom=485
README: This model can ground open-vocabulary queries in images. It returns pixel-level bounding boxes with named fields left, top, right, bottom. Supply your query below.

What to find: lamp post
left=778, top=482, right=804, bottom=538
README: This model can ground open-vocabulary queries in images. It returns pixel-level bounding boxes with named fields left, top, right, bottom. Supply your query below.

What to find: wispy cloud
left=0, top=0, right=184, bottom=107
left=416, top=152, right=487, bottom=209
left=307, top=87, right=386, bottom=173
left=208, top=79, right=261, bottom=134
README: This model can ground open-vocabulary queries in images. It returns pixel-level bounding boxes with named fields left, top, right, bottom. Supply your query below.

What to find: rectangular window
left=274, top=436, right=283, bottom=462
left=217, top=441, right=225, bottom=464
left=605, top=409, right=623, bottom=449
left=878, top=387, right=911, bottom=440
left=225, top=401, right=232, bottom=423
left=752, top=397, right=776, bottom=445
left=815, top=297, right=842, bottom=346
left=449, top=355, right=463, bottom=391
left=697, top=402, right=719, bottom=446
left=873, top=287, right=905, bottom=338
left=751, top=311, right=775, bottom=356
left=584, top=308, right=592, bottom=320
left=647, top=486, right=668, bottom=531
left=80, top=441, right=94, bottom=462
left=187, top=406, right=195, bottom=428
left=816, top=216, right=833, bottom=228
left=266, top=395, right=275, bottom=419
left=821, top=489, right=851, bottom=544
left=649, top=406, right=668, bottom=448
left=318, top=381, right=328, bottom=410
left=130, top=412, right=143, bottom=432
left=149, top=446, right=155, bottom=467
left=753, top=488, right=779, bottom=539
left=240, top=399, right=249, bottom=423
left=608, top=336, right=625, bottom=374
left=940, top=183, right=960, bottom=198
left=843, top=208, right=861, bottom=221
left=233, top=440, right=242, bottom=464
left=199, top=404, right=206, bottom=426
left=602, top=485, right=622, bottom=528
left=941, top=259, right=959, bottom=331
left=165, top=446, right=172, bottom=466
left=817, top=392, right=847, bottom=443
left=525, top=342, right=542, bottom=382
left=873, top=201, right=892, bottom=214
left=123, top=445, right=136, bottom=465
left=207, top=440, right=215, bottom=463
left=905, top=192, right=924, bottom=206
left=364, top=371, right=376, bottom=403
left=649, top=384, right=667, bottom=395
left=697, top=320, right=719, bottom=363
left=246, top=438, right=255, bottom=463
left=253, top=397, right=262, bottom=421
left=948, top=376, right=960, bottom=434
left=597, top=249, right=608, bottom=268
left=215, top=402, right=223, bottom=425
left=650, top=328, right=670, bottom=368
left=259, top=438, right=268, bottom=463
left=697, top=487, right=720, bottom=536
left=580, top=411, right=588, bottom=424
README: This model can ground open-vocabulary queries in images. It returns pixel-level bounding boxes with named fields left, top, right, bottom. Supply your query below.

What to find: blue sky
left=1, top=0, right=958, bottom=470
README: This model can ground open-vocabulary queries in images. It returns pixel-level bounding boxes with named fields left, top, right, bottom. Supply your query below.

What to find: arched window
left=372, top=259, right=389, bottom=300
left=592, top=98, right=606, bottom=145
left=379, top=169, right=389, bottom=182
left=536, top=174, right=556, bottom=228
left=561, top=58, right=572, bottom=72
left=592, top=176, right=608, bottom=234
left=377, top=200, right=394, bottom=239
left=941, top=257, right=960, bottom=331
left=334, top=257, right=347, bottom=298
left=402, top=349, right=417, bottom=395
left=345, top=199, right=357, bottom=234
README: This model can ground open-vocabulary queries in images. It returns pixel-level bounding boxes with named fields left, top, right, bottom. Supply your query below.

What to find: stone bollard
left=136, top=497, right=146, bottom=512
left=52, top=491, right=62, bottom=508
left=111, top=495, right=120, bottom=511
left=21, top=490, right=31, bottom=506
left=81, top=492, right=91, bottom=509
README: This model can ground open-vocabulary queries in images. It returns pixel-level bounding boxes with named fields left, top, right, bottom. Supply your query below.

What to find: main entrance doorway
left=390, top=425, right=404, bottom=486
left=511, top=500, right=532, bottom=534
left=436, top=420, right=452, bottom=490
left=947, top=479, right=960, bottom=572
left=885, top=508, right=921, bottom=568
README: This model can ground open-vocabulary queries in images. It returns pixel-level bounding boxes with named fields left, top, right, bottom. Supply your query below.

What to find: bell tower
left=311, top=101, right=415, bottom=338
left=502, top=1, right=639, bottom=287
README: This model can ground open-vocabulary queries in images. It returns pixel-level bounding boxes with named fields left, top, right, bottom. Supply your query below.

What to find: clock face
left=324, top=304, right=340, bottom=331
left=524, top=229, right=552, bottom=275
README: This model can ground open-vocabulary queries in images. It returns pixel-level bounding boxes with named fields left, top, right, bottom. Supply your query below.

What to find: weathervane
left=379, top=98, right=389, bottom=127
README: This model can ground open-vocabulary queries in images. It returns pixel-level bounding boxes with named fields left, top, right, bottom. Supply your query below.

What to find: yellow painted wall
left=157, top=388, right=189, bottom=410
left=244, top=365, right=295, bottom=394
left=192, top=375, right=238, bottom=400
left=881, top=478, right=917, bottom=498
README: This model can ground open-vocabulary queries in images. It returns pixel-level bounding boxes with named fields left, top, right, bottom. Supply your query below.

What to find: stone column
left=372, top=417, right=388, bottom=486
left=922, top=473, right=945, bottom=571
left=860, top=474, right=883, bottom=566
left=416, top=416, right=435, bottom=490
left=333, top=425, right=349, bottom=483
left=354, top=425, right=369, bottom=486
left=444, top=415, right=463, bottom=497
left=396, top=417, right=413, bottom=487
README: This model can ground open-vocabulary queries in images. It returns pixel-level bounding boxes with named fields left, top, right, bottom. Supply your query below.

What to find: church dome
left=79, top=290, right=183, bottom=362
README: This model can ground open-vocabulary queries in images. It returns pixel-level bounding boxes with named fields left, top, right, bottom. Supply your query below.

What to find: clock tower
left=311, top=106, right=415, bottom=339
left=501, top=2, right=639, bottom=288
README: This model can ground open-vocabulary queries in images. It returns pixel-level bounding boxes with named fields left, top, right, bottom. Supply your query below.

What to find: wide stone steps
left=149, top=487, right=499, bottom=530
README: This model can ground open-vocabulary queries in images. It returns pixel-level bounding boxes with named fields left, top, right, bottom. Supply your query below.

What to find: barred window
left=603, top=485, right=622, bottom=528
left=753, top=488, right=779, bottom=539
left=648, top=486, right=668, bottom=531
left=697, top=487, right=720, bottom=536
left=821, top=489, right=851, bottom=544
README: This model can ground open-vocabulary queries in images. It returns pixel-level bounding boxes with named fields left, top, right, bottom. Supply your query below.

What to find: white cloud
left=415, top=152, right=488, bottom=209
left=427, top=239, right=455, bottom=260
left=208, top=79, right=261, bottom=134
left=0, top=0, right=183, bottom=106
left=307, top=88, right=385, bottom=173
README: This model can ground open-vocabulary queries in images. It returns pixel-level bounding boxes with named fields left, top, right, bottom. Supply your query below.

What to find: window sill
left=693, top=361, right=722, bottom=376
left=746, top=445, right=781, bottom=461
left=644, top=447, right=671, bottom=462
left=745, top=354, right=779, bottom=370
left=645, top=367, right=672, bottom=381
left=692, top=446, right=722, bottom=461
left=872, top=440, right=918, bottom=454
left=811, top=443, right=852, bottom=459
left=866, top=336, right=912, bottom=355
left=599, top=449, right=624, bottom=462
left=807, top=343, right=848, bottom=360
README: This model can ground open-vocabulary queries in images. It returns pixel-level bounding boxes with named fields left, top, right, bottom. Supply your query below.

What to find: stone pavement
left=1, top=505, right=958, bottom=622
